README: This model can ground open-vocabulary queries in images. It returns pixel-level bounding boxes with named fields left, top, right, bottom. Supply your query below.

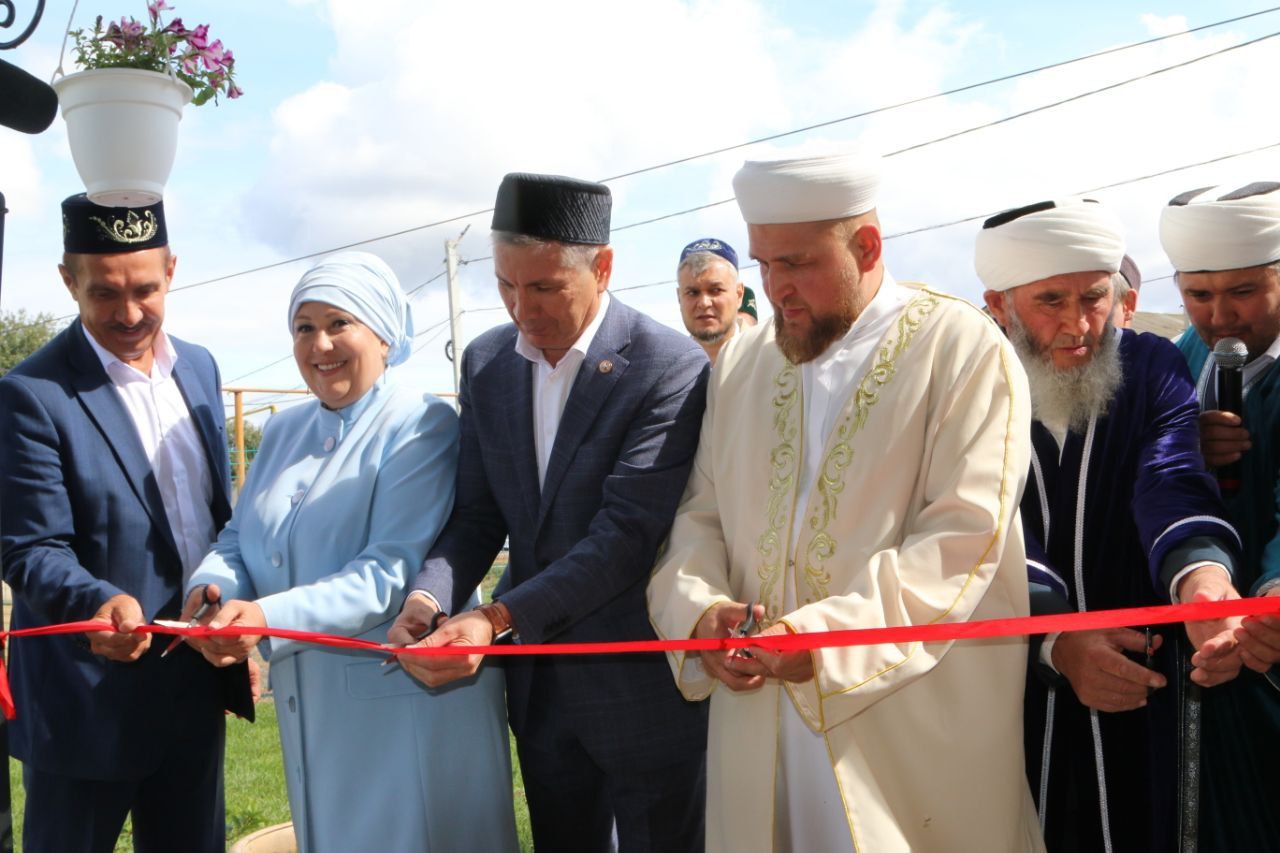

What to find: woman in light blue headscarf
left=182, top=252, right=517, bottom=852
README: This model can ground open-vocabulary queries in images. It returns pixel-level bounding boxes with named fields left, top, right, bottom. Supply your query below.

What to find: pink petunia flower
left=188, top=23, right=209, bottom=50
left=199, top=39, right=227, bottom=71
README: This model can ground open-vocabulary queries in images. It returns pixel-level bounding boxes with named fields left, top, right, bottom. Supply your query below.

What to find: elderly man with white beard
left=978, top=198, right=1241, bottom=853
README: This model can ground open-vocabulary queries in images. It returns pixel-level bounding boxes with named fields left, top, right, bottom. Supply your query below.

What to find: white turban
left=1158, top=182, right=1280, bottom=273
left=974, top=199, right=1125, bottom=293
left=288, top=251, right=415, bottom=367
left=733, top=149, right=881, bottom=225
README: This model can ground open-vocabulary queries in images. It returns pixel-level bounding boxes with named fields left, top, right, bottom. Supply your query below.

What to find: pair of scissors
left=161, top=586, right=218, bottom=658
left=730, top=601, right=760, bottom=660
left=381, top=609, right=450, bottom=671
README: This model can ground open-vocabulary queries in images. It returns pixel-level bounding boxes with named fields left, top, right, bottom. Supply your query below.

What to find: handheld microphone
left=0, top=58, right=58, bottom=135
left=1212, top=337, right=1248, bottom=498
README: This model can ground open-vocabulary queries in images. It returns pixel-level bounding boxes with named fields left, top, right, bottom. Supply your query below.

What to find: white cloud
left=6, top=0, right=1278, bottom=398
left=1142, top=14, right=1190, bottom=37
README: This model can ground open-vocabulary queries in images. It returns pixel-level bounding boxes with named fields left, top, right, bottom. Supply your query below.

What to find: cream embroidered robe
left=648, top=289, right=1045, bottom=852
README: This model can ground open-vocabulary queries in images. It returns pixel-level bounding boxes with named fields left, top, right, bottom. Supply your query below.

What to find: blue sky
left=3, top=0, right=1278, bottom=417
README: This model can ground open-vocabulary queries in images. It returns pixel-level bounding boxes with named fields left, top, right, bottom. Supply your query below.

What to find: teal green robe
left=1179, top=332, right=1280, bottom=851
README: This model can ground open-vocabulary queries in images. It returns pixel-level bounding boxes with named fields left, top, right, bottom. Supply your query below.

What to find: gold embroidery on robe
left=756, top=362, right=800, bottom=623
left=799, top=293, right=942, bottom=605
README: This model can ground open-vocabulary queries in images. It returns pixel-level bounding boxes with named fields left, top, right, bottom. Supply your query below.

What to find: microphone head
left=1212, top=336, right=1249, bottom=369
left=0, top=58, right=58, bottom=135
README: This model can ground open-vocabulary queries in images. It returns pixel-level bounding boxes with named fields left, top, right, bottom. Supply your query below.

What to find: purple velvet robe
left=1020, top=329, right=1238, bottom=852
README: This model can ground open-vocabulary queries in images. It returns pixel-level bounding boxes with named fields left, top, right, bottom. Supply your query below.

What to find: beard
left=691, top=317, right=735, bottom=344
left=773, top=265, right=863, bottom=364
left=1005, top=310, right=1123, bottom=435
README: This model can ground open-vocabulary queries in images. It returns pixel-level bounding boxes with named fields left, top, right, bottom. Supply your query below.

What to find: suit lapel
left=537, top=300, right=630, bottom=526
left=171, top=341, right=232, bottom=522
left=502, top=346, right=543, bottom=525
left=67, top=323, right=181, bottom=559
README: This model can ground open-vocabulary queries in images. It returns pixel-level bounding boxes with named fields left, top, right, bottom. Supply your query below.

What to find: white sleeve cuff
left=1169, top=562, right=1232, bottom=603
left=1040, top=632, right=1061, bottom=672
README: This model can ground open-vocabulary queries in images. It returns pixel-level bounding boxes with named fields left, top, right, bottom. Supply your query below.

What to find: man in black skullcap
left=393, top=173, right=710, bottom=851
left=0, top=194, right=248, bottom=852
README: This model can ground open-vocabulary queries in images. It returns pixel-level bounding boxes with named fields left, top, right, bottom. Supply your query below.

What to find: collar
left=1258, top=332, right=1280, bottom=364
left=321, top=373, right=389, bottom=429
left=80, top=321, right=177, bottom=381
left=807, top=270, right=906, bottom=367
left=515, top=290, right=612, bottom=368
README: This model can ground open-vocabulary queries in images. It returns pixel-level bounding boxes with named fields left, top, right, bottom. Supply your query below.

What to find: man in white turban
left=1163, top=181, right=1280, bottom=852
left=979, top=198, right=1240, bottom=853
left=647, top=149, right=1044, bottom=852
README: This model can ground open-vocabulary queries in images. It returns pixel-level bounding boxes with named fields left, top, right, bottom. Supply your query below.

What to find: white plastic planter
left=53, top=67, right=193, bottom=208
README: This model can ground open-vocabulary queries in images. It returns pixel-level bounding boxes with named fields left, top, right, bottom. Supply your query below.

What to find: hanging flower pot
left=53, top=68, right=193, bottom=208
left=53, top=2, right=244, bottom=208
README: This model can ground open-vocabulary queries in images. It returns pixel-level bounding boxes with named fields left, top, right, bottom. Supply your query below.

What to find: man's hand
left=693, top=601, right=766, bottom=692
left=387, top=593, right=441, bottom=647
left=174, top=583, right=222, bottom=657
left=1236, top=585, right=1280, bottom=673
left=86, top=593, right=151, bottom=662
left=1051, top=628, right=1166, bottom=712
left=247, top=656, right=264, bottom=704
left=726, top=621, right=815, bottom=684
left=1179, top=567, right=1245, bottom=687
left=398, top=611, right=492, bottom=689
left=1199, top=410, right=1251, bottom=467
left=198, top=600, right=267, bottom=667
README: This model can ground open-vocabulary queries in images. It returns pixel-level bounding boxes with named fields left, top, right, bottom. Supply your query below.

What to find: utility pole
left=444, top=225, right=469, bottom=397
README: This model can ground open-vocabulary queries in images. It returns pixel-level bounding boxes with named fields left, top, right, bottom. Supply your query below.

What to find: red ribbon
left=1, top=596, right=1277, bottom=720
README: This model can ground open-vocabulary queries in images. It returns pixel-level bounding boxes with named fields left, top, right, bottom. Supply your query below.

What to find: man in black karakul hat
left=0, top=194, right=250, bottom=852
left=393, top=172, right=710, bottom=851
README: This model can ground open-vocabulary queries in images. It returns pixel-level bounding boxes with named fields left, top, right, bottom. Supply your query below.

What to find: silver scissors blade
left=161, top=590, right=216, bottom=658
left=731, top=601, right=760, bottom=659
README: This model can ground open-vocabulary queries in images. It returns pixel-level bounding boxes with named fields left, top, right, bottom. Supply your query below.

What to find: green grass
left=5, top=559, right=533, bottom=850
left=224, top=701, right=292, bottom=841
left=6, top=702, right=290, bottom=852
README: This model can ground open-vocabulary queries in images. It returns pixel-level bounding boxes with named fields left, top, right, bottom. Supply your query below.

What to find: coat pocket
left=344, top=659, right=434, bottom=700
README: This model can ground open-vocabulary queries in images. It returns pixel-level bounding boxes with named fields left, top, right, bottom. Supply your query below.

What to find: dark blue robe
left=1180, top=332, right=1280, bottom=853
left=1022, top=329, right=1238, bottom=852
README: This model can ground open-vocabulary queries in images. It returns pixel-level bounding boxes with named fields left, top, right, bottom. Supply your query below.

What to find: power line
left=168, top=218, right=482, bottom=296
left=410, top=320, right=452, bottom=356
left=603, top=30, right=1280, bottom=232
left=597, top=6, right=1280, bottom=182
left=465, top=140, right=1279, bottom=304
left=93, top=6, right=1280, bottom=304
left=22, top=17, right=1275, bottom=343
left=887, top=29, right=1279, bottom=157
left=883, top=139, right=1280, bottom=240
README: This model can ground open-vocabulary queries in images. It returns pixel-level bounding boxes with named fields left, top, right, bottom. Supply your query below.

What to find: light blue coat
left=190, top=380, right=516, bottom=852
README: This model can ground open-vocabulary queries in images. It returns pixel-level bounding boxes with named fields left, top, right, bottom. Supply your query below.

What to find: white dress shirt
left=83, top=325, right=216, bottom=583
left=789, top=273, right=909, bottom=551
left=777, top=272, right=909, bottom=853
left=515, top=291, right=612, bottom=488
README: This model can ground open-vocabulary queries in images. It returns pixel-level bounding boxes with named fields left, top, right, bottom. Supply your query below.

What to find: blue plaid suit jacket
left=414, top=297, right=709, bottom=768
